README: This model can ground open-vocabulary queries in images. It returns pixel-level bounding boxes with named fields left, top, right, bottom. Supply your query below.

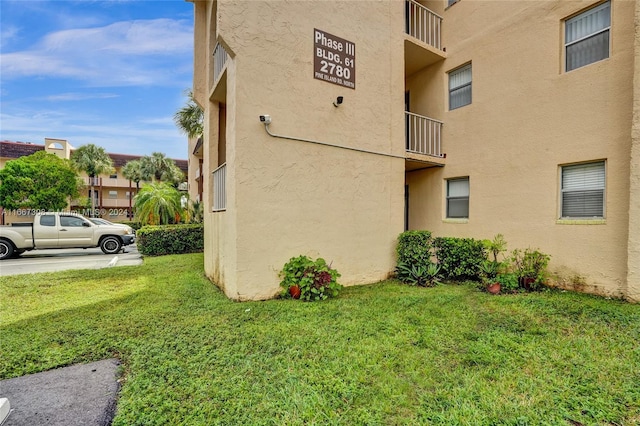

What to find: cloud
left=0, top=109, right=187, bottom=158
left=45, top=92, right=120, bottom=102
left=1, top=18, right=193, bottom=87
left=0, top=25, right=20, bottom=49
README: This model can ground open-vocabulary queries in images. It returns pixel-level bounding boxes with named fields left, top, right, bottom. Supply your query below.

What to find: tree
left=133, top=182, right=184, bottom=226
left=70, top=144, right=114, bottom=216
left=174, top=89, right=203, bottom=139
left=121, top=160, right=144, bottom=191
left=0, top=151, right=82, bottom=211
left=140, top=152, right=184, bottom=187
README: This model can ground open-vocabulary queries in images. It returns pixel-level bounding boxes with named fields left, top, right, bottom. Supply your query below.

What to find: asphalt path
left=0, top=244, right=142, bottom=276
left=1, top=359, right=120, bottom=426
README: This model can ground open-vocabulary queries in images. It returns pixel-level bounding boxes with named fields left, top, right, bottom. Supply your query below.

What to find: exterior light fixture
left=333, top=96, right=344, bottom=107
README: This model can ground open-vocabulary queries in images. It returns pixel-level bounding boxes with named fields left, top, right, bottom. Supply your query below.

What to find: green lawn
left=1, top=253, right=639, bottom=425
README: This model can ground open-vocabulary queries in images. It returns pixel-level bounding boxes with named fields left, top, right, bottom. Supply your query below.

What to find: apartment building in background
left=0, top=138, right=188, bottom=224
left=190, top=0, right=640, bottom=302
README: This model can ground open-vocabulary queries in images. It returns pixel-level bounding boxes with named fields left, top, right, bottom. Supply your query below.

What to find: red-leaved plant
left=280, top=255, right=342, bottom=301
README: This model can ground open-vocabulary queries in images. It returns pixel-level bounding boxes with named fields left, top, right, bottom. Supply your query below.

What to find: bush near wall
left=136, top=224, right=204, bottom=256
left=433, top=237, right=486, bottom=281
left=396, top=231, right=487, bottom=282
left=396, top=230, right=433, bottom=266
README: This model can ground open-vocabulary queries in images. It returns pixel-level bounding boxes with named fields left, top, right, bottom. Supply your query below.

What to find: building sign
left=314, top=29, right=355, bottom=89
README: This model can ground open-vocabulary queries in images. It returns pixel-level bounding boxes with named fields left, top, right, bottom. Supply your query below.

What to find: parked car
left=0, top=212, right=135, bottom=260
left=88, top=218, right=135, bottom=235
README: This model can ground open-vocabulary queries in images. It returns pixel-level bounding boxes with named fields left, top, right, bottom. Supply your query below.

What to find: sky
left=0, top=0, right=194, bottom=160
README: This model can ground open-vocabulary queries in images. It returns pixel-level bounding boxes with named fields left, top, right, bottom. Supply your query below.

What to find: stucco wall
left=207, top=0, right=405, bottom=300
left=408, top=0, right=636, bottom=298
left=628, top=0, right=640, bottom=302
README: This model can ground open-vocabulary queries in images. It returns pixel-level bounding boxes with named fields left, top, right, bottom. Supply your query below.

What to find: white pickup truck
left=0, top=212, right=135, bottom=260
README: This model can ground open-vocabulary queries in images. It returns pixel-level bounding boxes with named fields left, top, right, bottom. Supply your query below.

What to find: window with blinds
left=447, top=177, right=469, bottom=218
left=449, top=64, right=472, bottom=110
left=565, top=1, right=610, bottom=72
left=561, top=161, right=605, bottom=218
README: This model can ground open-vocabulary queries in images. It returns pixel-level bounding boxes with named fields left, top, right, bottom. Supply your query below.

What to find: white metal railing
left=212, top=163, right=226, bottom=211
left=405, top=112, right=444, bottom=157
left=406, top=0, right=442, bottom=50
left=213, top=43, right=229, bottom=85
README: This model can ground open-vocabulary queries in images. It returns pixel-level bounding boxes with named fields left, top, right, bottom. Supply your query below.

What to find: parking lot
left=0, top=244, right=142, bottom=276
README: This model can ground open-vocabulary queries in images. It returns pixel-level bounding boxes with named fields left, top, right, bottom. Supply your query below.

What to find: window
left=40, top=215, right=55, bottom=227
left=449, top=64, right=472, bottom=110
left=561, top=161, right=605, bottom=218
left=109, top=173, right=117, bottom=179
left=447, top=177, right=469, bottom=218
left=60, top=216, right=86, bottom=227
left=565, top=1, right=610, bottom=72
left=447, top=0, right=459, bottom=6
left=108, top=191, right=118, bottom=199
left=125, top=191, right=132, bottom=200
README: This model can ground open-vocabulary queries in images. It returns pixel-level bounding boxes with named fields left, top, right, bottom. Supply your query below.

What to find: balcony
left=83, top=176, right=135, bottom=188
left=404, top=0, right=446, bottom=76
left=213, top=163, right=226, bottom=212
left=211, top=42, right=228, bottom=102
left=101, top=198, right=134, bottom=209
left=85, top=177, right=101, bottom=186
left=405, top=112, right=445, bottom=170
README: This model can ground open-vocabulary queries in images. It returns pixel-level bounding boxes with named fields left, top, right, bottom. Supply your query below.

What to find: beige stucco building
left=189, top=0, right=640, bottom=302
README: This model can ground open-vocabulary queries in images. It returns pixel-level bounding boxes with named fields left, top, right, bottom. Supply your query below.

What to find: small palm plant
left=133, top=182, right=183, bottom=226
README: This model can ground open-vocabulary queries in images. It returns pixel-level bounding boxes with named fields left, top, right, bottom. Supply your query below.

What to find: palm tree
left=121, top=160, right=144, bottom=191
left=70, top=144, right=114, bottom=216
left=140, top=152, right=184, bottom=187
left=133, top=182, right=183, bottom=226
left=122, top=159, right=144, bottom=218
left=188, top=199, right=203, bottom=223
left=174, top=89, right=203, bottom=139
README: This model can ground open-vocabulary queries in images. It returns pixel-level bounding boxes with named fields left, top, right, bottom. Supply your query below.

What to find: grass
left=1, top=253, right=639, bottom=425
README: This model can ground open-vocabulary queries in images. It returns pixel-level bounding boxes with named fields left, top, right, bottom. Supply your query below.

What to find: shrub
left=396, top=230, right=433, bottom=266
left=511, top=248, right=551, bottom=291
left=119, top=221, right=142, bottom=231
left=496, top=273, right=519, bottom=293
left=279, top=255, right=342, bottom=301
left=136, top=224, right=204, bottom=256
left=433, top=237, right=485, bottom=281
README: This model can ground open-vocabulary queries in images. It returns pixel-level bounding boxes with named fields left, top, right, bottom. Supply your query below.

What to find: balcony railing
left=101, top=199, right=134, bottom=208
left=406, top=0, right=442, bottom=50
left=406, top=112, right=444, bottom=158
left=213, top=163, right=226, bottom=211
left=213, top=42, right=229, bottom=85
left=86, top=177, right=101, bottom=186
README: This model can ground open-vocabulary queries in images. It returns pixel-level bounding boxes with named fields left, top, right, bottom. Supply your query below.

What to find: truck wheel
left=100, top=236, right=122, bottom=255
left=0, top=239, right=15, bottom=260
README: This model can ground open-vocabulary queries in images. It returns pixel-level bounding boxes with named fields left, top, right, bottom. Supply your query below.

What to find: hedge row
left=397, top=230, right=486, bottom=281
left=136, top=224, right=204, bottom=256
